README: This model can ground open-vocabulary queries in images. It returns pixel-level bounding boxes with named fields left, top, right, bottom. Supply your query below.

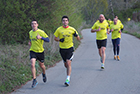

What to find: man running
left=54, top=16, right=80, bottom=86
left=91, top=14, right=110, bottom=69
left=28, top=20, right=49, bottom=88
left=110, top=18, right=124, bottom=60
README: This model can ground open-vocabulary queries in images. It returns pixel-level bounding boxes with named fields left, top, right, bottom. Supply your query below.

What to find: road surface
left=12, top=29, right=140, bottom=94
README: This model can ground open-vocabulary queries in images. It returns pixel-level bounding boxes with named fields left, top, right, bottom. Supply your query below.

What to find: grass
left=123, top=20, right=140, bottom=39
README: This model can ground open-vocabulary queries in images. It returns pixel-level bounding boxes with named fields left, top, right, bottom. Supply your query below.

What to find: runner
left=28, top=20, right=49, bottom=88
left=54, top=16, right=80, bottom=86
left=110, top=18, right=124, bottom=61
left=91, top=14, right=110, bottom=69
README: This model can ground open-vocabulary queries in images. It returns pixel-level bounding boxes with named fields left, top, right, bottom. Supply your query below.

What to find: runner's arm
left=120, top=24, right=124, bottom=31
left=41, top=37, right=49, bottom=42
left=91, top=29, right=100, bottom=33
left=107, top=28, right=110, bottom=34
left=91, top=26, right=101, bottom=33
left=73, top=31, right=80, bottom=41
left=91, top=23, right=99, bottom=33
left=36, top=33, right=49, bottom=42
left=54, top=37, right=59, bottom=42
left=54, top=36, right=64, bottom=42
left=28, top=40, right=31, bottom=46
left=76, top=35, right=80, bottom=41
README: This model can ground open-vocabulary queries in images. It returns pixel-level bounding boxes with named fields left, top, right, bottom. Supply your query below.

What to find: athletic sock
left=66, top=76, right=70, bottom=81
left=33, top=78, right=36, bottom=81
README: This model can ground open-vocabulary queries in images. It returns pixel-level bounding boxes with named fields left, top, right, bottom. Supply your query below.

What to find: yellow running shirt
left=54, top=26, right=78, bottom=49
left=29, top=29, right=48, bottom=53
left=107, top=20, right=113, bottom=25
left=128, top=18, right=131, bottom=21
left=118, top=19, right=122, bottom=24
left=110, top=23, right=124, bottom=39
left=91, top=20, right=109, bottom=40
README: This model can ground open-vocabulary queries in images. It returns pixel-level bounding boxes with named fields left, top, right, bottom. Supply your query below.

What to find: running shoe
left=42, top=73, right=47, bottom=83
left=114, top=56, right=116, bottom=60
left=100, top=57, right=102, bottom=63
left=101, top=63, right=104, bottom=69
left=117, top=56, right=120, bottom=61
left=64, top=79, right=70, bottom=86
left=32, top=79, right=38, bottom=88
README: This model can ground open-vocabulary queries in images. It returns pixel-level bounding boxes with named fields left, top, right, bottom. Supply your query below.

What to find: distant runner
left=91, top=14, right=110, bottom=69
left=110, top=18, right=124, bottom=60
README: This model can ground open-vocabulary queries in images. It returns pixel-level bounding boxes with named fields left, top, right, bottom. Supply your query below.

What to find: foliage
left=0, top=0, right=85, bottom=44
left=81, top=0, right=108, bottom=24
left=0, top=42, right=62, bottom=93
left=107, top=0, right=140, bottom=22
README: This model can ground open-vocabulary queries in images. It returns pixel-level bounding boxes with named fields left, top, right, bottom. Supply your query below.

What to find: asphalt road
left=12, top=29, right=140, bottom=94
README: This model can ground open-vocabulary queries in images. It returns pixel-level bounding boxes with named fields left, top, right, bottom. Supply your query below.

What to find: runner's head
left=31, top=20, right=38, bottom=31
left=115, top=15, right=118, bottom=19
left=114, top=18, right=118, bottom=25
left=62, top=16, right=69, bottom=27
left=108, top=19, right=111, bottom=21
left=99, top=14, right=105, bottom=23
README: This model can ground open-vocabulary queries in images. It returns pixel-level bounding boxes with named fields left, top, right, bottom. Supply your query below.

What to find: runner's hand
left=111, top=29, right=113, bottom=32
left=36, top=33, right=42, bottom=39
left=107, top=31, right=110, bottom=34
left=119, top=30, right=121, bottom=33
left=59, top=38, right=64, bottom=42
left=97, top=27, right=101, bottom=31
left=28, top=41, right=31, bottom=46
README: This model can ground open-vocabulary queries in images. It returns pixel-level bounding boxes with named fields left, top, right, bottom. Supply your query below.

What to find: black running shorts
left=59, top=47, right=74, bottom=62
left=96, top=39, right=107, bottom=49
left=30, top=51, right=44, bottom=63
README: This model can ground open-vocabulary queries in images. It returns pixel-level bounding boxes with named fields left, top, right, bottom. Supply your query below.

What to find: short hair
left=99, top=14, right=105, bottom=17
left=32, top=19, right=38, bottom=24
left=62, top=16, right=69, bottom=21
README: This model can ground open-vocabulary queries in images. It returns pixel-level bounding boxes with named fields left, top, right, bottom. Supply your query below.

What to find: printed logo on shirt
left=63, top=34, right=70, bottom=37
left=31, top=38, right=37, bottom=41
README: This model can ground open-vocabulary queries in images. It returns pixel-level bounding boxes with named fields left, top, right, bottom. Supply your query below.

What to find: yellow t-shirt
left=107, top=20, right=113, bottom=25
left=54, top=26, right=78, bottom=49
left=128, top=18, right=131, bottom=21
left=91, top=20, right=109, bottom=40
left=29, top=29, right=48, bottom=53
left=118, top=19, right=122, bottom=24
left=110, top=23, right=124, bottom=39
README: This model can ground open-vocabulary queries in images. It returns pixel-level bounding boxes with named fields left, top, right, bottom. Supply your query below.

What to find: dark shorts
left=30, top=51, right=44, bottom=63
left=59, top=47, right=74, bottom=62
left=112, top=38, right=120, bottom=46
left=96, top=39, right=107, bottom=49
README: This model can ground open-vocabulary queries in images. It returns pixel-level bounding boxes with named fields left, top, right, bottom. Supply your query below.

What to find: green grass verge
left=123, top=30, right=140, bottom=39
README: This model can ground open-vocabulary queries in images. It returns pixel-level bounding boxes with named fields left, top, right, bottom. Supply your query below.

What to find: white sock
left=66, top=76, right=70, bottom=81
